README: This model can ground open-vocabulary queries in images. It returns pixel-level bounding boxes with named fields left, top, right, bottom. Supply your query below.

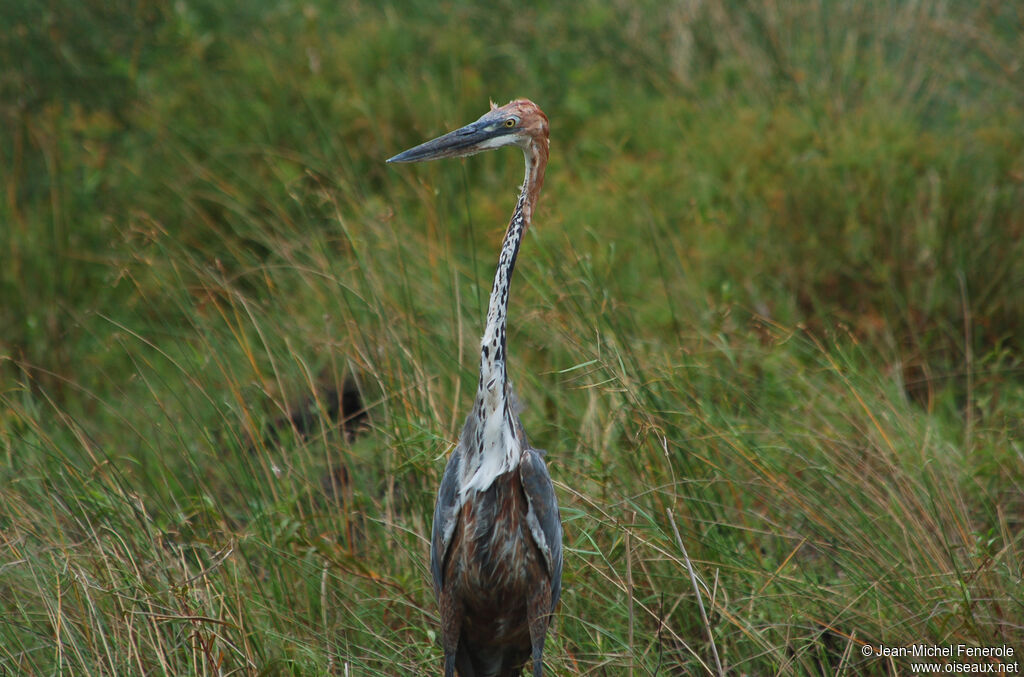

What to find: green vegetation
left=2, top=0, right=1022, bottom=674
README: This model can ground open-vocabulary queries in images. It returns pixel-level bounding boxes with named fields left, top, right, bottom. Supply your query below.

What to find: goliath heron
left=388, top=100, right=563, bottom=677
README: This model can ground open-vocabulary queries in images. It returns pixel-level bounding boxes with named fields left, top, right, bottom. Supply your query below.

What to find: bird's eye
left=504, top=118, right=516, bottom=128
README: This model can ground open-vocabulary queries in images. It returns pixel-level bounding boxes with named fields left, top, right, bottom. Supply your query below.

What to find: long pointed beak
left=387, top=119, right=495, bottom=164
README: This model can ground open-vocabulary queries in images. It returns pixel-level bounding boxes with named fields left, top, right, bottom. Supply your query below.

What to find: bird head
left=387, top=99, right=549, bottom=164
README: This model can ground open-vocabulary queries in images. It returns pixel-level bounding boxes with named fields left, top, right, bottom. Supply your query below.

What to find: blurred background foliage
left=4, top=0, right=1022, bottom=397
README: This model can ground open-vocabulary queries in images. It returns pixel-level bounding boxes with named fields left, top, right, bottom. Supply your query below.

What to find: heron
left=388, top=99, right=563, bottom=677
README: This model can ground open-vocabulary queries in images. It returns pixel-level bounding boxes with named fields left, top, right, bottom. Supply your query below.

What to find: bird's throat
left=463, top=144, right=544, bottom=494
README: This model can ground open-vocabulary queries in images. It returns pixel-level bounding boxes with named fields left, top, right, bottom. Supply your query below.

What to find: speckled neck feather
left=462, top=108, right=549, bottom=493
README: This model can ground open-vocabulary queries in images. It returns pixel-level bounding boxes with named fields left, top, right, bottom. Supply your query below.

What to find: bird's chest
left=450, top=470, right=539, bottom=604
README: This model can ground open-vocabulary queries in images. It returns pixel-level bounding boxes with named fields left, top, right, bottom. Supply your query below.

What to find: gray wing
left=430, top=426, right=470, bottom=597
left=519, top=445, right=563, bottom=609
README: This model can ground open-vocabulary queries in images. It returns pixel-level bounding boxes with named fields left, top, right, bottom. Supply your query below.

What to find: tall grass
left=2, top=0, right=1022, bottom=674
